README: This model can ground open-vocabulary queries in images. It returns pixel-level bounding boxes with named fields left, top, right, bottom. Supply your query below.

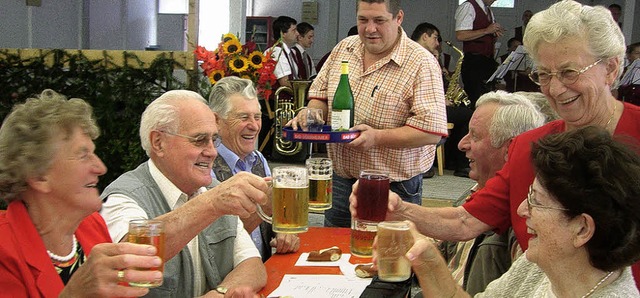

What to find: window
left=198, top=0, right=230, bottom=50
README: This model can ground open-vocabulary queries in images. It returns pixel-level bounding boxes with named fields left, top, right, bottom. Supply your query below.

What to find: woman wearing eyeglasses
left=404, top=126, right=640, bottom=297
left=455, top=0, right=640, bottom=288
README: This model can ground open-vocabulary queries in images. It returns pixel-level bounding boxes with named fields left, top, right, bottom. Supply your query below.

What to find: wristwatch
left=215, top=286, right=228, bottom=295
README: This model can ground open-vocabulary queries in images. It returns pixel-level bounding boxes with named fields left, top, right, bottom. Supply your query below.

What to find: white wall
left=0, top=0, right=81, bottom=48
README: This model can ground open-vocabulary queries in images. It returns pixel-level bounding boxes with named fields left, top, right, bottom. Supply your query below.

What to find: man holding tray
left=289, top=0, right=448, bottom=227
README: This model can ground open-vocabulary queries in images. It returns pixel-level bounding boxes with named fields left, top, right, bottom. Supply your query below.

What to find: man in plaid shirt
left=290, top=0, right=447, bottom=227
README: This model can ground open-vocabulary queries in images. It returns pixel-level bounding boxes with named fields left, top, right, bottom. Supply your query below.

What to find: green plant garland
left=0, top=49, right=208, bottom=208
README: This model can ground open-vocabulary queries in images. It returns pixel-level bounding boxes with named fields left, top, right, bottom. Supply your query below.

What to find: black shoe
left=423, top=167, right=435, bottom=179
left=453, top=167, right=470, bottom=178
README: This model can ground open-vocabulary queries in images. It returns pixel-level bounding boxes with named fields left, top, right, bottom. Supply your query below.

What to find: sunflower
left=248, top=51, right=265, bottom=69
left=229, top=56, right=250, bottom=73
left=240, top=74, right=253, bottom=81
left=222, top=39, right=242, bottom=55
left=208, top=69, right=225, bottom=84
left=222, top=33, right=238, bottom=43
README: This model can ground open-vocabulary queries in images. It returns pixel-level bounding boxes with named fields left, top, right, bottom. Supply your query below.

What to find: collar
left=216, top=143, right=259, bottom=173
left=294, top=43, right=306, bottom=54
left=475, top=0, right=488, bottom=9
left=5, top=201, right=65, bottom=293
left=278, top=41, right=292, bottom=54
left=148, top=159, right=205, bottom=209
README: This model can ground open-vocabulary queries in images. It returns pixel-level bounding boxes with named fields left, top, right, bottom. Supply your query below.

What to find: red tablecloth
left=258, top=227, right=371, bottom=296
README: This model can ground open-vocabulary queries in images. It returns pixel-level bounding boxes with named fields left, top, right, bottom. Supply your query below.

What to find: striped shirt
left=308, top=30, right=448, bottom=181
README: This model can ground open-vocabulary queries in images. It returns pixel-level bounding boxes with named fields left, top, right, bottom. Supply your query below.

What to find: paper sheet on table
left=267, top=274, right=372, bottom=298
left=294, top=253, right=351, bottom=267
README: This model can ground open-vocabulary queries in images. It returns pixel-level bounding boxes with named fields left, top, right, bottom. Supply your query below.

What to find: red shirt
left=0, top=201, right=112, bottom=297
left=463, top=102, right=640, bottom=288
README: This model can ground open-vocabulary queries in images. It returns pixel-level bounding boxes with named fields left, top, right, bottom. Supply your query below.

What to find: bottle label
left=331, top=109, right=352, bottom=131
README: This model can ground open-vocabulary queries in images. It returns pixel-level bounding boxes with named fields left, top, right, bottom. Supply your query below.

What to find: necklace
left=47, top=235, right=77, bottom=263
left=605, top=102, right=617, bottom=129
left=581, top=271, right=614, bottom=298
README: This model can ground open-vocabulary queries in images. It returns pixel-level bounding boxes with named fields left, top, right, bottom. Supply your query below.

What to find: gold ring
left=117, top=270, right=126, bottom=282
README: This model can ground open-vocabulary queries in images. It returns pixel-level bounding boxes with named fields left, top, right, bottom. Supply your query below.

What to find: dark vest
left=212, top=154, right=273, bottom=261
left=463, top=0, right=496, bottom=58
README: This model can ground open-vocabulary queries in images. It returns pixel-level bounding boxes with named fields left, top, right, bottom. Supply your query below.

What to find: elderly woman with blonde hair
left=0, top=90, right=161, bottom=297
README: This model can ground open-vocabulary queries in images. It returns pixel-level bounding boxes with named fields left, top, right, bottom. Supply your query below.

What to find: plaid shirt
left=309, top=30, right=447, bottom=181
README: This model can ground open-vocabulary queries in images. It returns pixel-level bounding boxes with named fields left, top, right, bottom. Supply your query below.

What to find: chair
left=436, top=123, right=455, bottom=176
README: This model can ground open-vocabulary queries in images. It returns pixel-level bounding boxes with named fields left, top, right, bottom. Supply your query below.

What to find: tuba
left=444, top=41, right=471, bottom=107
left=273, top=80, right=312, bottom=158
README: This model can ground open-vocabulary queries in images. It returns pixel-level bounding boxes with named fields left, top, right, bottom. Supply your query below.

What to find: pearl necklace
left=47, top=235, right=77, bottom=263
left=581, top=271, right=614, bottom=298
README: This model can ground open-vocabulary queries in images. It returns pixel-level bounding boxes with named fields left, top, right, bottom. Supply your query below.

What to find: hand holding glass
left=127, top=219, right=165, bottom=288
left=257, top=166, right=309, bottom=233
left=306, top=108, right=324, bottom=132
left=376, top=221, right=414, bottom=282
left=351, top=170, right=390, bottom=257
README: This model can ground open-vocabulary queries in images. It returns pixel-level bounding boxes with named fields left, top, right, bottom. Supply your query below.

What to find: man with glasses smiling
left=101, top=90, right=269, bottom=297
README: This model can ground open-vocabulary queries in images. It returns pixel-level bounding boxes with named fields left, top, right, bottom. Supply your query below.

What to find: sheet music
left=620, top=59, right=640, bottom=86
left=488, top=45, right=529, bottom=82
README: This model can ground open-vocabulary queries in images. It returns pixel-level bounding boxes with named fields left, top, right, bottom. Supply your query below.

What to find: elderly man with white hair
left=101, top=90, right=268, bottom=297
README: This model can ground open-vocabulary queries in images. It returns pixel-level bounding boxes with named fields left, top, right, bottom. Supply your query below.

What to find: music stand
left=620, top=59, right=640, bottom=86
left=488, top=45, right=528, bottom=91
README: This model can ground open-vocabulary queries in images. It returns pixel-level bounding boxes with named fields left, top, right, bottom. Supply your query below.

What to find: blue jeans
left=324, top=173, right=423, bottom=227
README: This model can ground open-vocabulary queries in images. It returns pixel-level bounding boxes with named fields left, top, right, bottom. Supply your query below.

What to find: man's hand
left=202, top=286, right=262, bottom=298
left=350, top=181, right=404, bottom=221
left=205, top=172, right=270, bottom=218
left=285, top=107, right=309, bottom=131
left=270, top=233, right=301, bottom=254
left=486, top=22, right=504, bottom=37
left=347, top=124, right=379, bottom=151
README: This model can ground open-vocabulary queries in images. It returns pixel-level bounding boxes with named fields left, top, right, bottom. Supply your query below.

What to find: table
left=258, top=227, right=372, bottom=296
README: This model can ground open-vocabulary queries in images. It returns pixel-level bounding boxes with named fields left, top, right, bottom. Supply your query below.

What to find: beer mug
left=305, top=158, right=332, bottom=211
left=376, top=221, right=414, bottom=282
left=257, top=166, right=309, bottom=233
left=351, top=170, right=390, bottom=257
left=128, top=219, right=165, bottom=288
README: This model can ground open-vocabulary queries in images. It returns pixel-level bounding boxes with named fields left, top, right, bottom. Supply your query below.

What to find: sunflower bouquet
left=194, top=33, right=278, bottom=100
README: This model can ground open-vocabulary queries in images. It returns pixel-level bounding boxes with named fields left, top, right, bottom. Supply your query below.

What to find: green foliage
left=0, top=49, right=205, bottom=194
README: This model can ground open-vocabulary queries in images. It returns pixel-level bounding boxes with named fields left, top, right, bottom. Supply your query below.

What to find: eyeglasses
left=526, top=185, right=569, bottom=212
left=160, top=130, right=221, bottom=148
left=529, top=59, right=602, bottom=86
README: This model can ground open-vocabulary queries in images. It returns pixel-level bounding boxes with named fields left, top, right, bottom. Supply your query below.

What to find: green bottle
left=331, top=61, right=355, bottom=132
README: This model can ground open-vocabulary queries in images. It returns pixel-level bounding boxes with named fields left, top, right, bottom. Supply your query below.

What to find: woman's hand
left=60, top=242, right=162, bottom=298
